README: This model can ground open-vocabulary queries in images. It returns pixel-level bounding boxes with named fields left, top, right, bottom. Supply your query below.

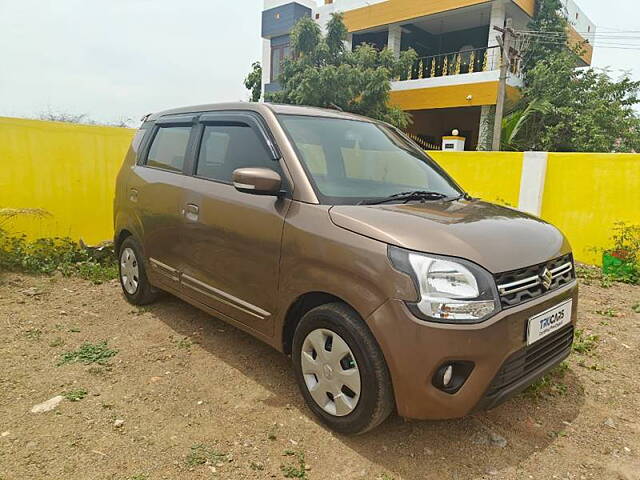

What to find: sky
left=1, top=0, right=638, bottom=126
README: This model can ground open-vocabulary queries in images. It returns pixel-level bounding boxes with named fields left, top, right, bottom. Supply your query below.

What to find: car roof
left=146, top=102, right=375, bottom=123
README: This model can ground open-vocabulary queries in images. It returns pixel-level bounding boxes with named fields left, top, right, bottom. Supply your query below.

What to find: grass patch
left=58, top=341, right=118, bottom=366
left=176, top=337, right=192, bottom=349
left=49, top=337, right=64, bottom=347
left=0, top=231, right=117, bottom=284
left=24, top=328, right=42, bottom=340
left=185, top=444, right=226, bottom=467
left=524, top=362, right=569, bottom=399
left=576, top=265, right=601, bottom=284
left=63, top=388, right=88, bottom=402
left=281, top=450, right=308, bottom=479
left=600, top=275, right=613, bottom=288
left=595, top=308, right=618, bottom=318
left=61, top=261, right=118, bottom=284
left=632, top=303, right=640, bottom=313
left=573, top=329, right=599, bottom=354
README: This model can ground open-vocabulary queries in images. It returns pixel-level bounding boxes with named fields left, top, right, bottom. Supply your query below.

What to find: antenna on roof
left=329, top=103, right=343, bottom=112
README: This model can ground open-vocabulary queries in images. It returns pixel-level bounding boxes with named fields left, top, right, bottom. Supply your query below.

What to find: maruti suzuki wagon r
left=114, top=103, right=578, bottom=435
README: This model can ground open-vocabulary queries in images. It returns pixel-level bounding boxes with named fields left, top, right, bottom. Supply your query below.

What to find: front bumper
left=365, top=281, right=579, bottom=420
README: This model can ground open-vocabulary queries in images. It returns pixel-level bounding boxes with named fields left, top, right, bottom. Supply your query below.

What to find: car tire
left=118, top=236, right=158, bottom=306
left=292, top=302, right=395, bottom=435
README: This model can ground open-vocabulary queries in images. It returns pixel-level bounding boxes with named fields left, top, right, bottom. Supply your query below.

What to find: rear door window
left=146, top=126, right=192, bottom=172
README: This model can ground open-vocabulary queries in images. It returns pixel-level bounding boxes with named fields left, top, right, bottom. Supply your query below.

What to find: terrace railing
left=398, top=45, right=518, bottom=82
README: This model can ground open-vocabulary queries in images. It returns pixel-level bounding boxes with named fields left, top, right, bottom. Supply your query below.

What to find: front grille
left=486, top=325, right=574, bottom=398
left=495, top=254, right=575, bottom=308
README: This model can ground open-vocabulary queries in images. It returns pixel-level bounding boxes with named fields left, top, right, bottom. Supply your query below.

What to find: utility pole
left=492, top=18, right=517, bottom=151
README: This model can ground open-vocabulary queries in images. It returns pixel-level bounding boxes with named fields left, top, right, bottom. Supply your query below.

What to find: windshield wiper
left=358, top=190, right=448, bottom=206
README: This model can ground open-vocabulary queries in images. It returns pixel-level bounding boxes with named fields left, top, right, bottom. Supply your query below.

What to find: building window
left=271, top=43, right=291, bottom=82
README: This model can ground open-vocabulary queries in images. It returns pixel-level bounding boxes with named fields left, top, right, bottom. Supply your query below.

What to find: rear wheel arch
left=115, top=229, right=133, bottom=255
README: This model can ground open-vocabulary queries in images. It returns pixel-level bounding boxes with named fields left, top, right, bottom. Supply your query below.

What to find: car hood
left=328, top=199, right=571, bottom=273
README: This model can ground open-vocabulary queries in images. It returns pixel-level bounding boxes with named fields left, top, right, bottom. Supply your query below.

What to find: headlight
left=389, top=246, right=499, bottom=324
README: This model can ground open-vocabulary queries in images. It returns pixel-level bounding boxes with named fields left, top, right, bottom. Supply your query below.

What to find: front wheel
left=292, top=303, right=394, bottom=435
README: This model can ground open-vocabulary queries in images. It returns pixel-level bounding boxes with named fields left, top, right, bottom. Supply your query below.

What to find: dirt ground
left=0, top=271, right=639, bottom=480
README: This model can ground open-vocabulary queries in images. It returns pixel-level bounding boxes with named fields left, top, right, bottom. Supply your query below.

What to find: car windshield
left=277, top=114, right=464, bottom=205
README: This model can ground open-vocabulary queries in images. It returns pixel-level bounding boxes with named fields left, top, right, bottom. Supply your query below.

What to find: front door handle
left=184, top=203, right=199, bottom=222
left=129, top=188, right=138, bottom=203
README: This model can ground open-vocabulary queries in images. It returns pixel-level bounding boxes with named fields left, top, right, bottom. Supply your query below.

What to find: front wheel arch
left=282, top=291, right=353, bottom=355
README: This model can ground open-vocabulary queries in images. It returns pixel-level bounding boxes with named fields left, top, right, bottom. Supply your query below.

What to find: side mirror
left=232, top=167, right=282, bottom=196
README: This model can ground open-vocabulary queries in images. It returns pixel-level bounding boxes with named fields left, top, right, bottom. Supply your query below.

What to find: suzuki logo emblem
left=540, top=267, right=553, bottom=290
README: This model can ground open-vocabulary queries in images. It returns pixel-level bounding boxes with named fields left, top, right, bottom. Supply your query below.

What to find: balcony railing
left=398, top=45, right=515, bottom=82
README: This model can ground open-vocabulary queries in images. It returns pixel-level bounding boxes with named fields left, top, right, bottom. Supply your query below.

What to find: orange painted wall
left=390, top=82, right=520, bottom=110
left=343, top=0, right=490, bottom=32
left=512, top=0, right=536, bottom=17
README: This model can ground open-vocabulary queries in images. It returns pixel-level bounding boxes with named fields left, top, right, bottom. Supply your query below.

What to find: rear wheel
left=292, top=303, right=394, bottom=435
left=118, top=237, right=158, bottom=305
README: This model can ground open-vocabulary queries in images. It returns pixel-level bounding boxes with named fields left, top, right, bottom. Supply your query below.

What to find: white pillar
left=487, top=0, right=507, bottom=70
left=518, top=152, right=549, bottom=216
left=388, top=25, right=402, bottom=58
left=261, top=38, right=271, bottom=96
left=345, top=33, right=353, bottom=52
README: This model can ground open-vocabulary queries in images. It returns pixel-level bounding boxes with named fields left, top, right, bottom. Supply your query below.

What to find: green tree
left=519, top=53, right=640, bottom=152
left=244, top=62, right=263, bottom=102
left=502, top=0, right=640, bottom=152
left=521, top=0, right=568, bottom=76
left=266, top=13, right=417, bottom=128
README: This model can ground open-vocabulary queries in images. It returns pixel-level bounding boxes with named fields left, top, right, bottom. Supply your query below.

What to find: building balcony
left=401, top=45, right=506, bottom=81
left=388, top=45, right=523, bottom=111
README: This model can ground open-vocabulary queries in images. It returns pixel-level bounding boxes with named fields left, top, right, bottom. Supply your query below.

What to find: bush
left=603, top=222, right=640, bottom=285
left=0, top=230, right=117, bottom=284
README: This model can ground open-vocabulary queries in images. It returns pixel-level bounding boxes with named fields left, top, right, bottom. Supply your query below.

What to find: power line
left=517, top=29, right=640, bottom=36
left=517, top=31, right=640, bottom=39
left=515, top=30, right=640, bottom=50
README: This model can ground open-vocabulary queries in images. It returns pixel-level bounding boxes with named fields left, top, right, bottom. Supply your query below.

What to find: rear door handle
left=184, top=203, right=199, bottom=222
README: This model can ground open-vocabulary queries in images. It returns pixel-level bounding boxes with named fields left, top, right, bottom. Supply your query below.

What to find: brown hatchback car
left=114, top=103, right=578, bottom=434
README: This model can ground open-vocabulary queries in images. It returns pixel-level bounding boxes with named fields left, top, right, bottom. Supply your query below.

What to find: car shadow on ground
left=149, top=294, right=586, bottom=480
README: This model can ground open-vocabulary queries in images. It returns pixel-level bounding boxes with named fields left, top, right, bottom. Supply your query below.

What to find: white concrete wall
left=487, top=0, right=507, bottom=72
left=390, top=69, right=523, bottom=92
left=518, top=152, right=548, bottom=216
left=261, top=38, right=271, bottom=94
left=561, top=0, right=596, bottom=41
